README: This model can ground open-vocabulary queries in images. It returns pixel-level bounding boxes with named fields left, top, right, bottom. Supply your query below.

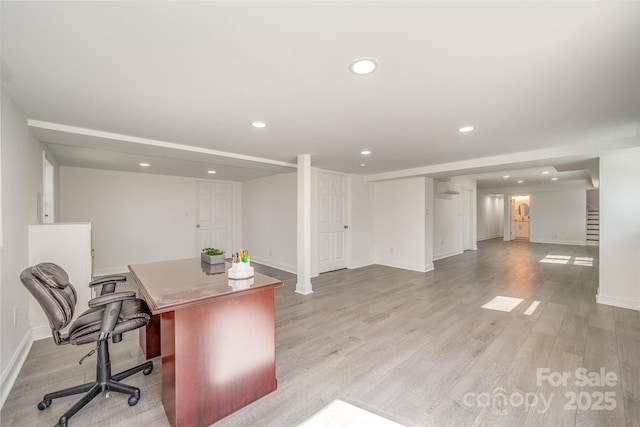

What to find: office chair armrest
left=89, top=275, right=127, bottom=295
left=89, top=291, right=136, bottom=336
left=88, top=291, right=136, bottom=308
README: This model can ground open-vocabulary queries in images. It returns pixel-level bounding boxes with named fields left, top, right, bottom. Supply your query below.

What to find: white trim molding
left=1, top=330, right=32, bottom=408
left=596, top=294, right=640, bottom=311
left=375, top=260, right=434, bottom=274
left=433, top=250, right=464, bottom=261
left=529, top=239, right=586, bottom=246
left=250, top=257, right=296, bottom=275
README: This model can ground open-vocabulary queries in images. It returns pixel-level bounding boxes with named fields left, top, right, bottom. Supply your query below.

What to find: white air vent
left=437, top=181, right=461, bottom=195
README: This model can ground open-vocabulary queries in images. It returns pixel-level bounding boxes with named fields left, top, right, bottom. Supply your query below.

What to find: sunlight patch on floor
left=540, top=255, right=593, bottom=266
left=298, top=399, right=404, bottom=427
left=482, top=296, right=524, bottom=312
left=540, top=254, right=571, bottom=264
left=574, top=257, right=594, bottom=266
left=523, top=300, right=541, bottom=315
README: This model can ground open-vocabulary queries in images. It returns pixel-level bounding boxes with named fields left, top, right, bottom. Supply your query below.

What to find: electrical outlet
left=390, top=247, right=394, bottom=254
left=13, top=306, right=18, bottom=325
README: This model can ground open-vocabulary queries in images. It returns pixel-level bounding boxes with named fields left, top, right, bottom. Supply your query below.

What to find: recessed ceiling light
left=542, top=171, right=550, bottom=175
left=208, top=170, right=216, bottom=174
left=551, top=177, right=558, bottom=181
left=251, top=121, right=267, bottom=128
left=350, top=58, right=377, bottom=75
left=458, top=126, right=475, bottom=133
left=361, top=150, right=371, bottom=155
left=517, top=180, right=524, bottom=183
left=503, top=175, right=510, bottom=178
left=360, top=163, right=366, bottom=167
left=139, top=162, right=150, bottom=167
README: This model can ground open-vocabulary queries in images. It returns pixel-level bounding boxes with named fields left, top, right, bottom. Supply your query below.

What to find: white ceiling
left=1, top=1, right=638, bottom=185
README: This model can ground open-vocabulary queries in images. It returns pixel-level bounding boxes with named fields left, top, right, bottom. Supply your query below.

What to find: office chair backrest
left=20, top=263, right=78, bottom=344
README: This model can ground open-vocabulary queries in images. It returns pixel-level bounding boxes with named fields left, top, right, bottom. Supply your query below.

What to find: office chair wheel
left=128, top=392, right=140, bottom=406
left=37, top=399, right=51, bottom=410
left=143, top=366, right=153, bottom=375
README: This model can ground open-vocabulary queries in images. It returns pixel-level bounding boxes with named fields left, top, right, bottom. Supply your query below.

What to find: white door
left=196, top=181, right=233, bottom=256
left=318, top=172, right=347, bottom=273
left=463, top=189, right=472, bottom=251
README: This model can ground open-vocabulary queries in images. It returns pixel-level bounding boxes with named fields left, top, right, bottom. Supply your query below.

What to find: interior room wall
left=0, top=88, right=46, bottom=406
left=456, top=177, right=478, bottom=250
left=59, top=167, right=211, bottom=274
left=242, top=172, right=297, bottom=273
left=349, top=174, right=375, bottom=268
left=477, top=194, right=504, bottom=241
left=424, top=177, right=434, bottom=271
left=433, top=185, right=462, bottom=260
left=598, top=149, right=640, bottom=311
left=529, top=189, right=586, bottom=245
left=373, top=177, right=428, bottom=272
left=433, top=177, right=477, bottom=260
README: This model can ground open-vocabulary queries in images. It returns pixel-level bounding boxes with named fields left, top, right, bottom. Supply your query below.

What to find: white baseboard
left=597, top=294, right=640, bottom=311
left=32, top=325, right=52, bottom=341
left=529, top=239, right=586, bottom=246
left=1, top=330, right=33, bottom=409
left=375, top=260, right=434, bottom=273
left=250, top=257, right=297, bottom=274
left=478, top=234, right=501, bottom=242
left=433, top=250, right=464, bottom=261
left=348, top=260, right=375, bottom=269
left=93, top=266, right=129, bottom=277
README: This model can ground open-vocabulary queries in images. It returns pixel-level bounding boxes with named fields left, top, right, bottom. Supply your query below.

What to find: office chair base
left=37, top=342, right=153, bottom=427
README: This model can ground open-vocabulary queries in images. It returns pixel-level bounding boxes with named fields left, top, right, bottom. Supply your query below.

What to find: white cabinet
left=514, top=221, right=530, bottom=239
left=28, top=223, right=92, bottom=340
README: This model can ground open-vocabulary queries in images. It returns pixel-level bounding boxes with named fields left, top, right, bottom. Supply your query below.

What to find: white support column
left=296, top=154, right=313, bottom=294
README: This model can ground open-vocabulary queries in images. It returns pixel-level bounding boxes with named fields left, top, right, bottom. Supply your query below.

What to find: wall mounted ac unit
left=437, top=181, right=461, bottom=195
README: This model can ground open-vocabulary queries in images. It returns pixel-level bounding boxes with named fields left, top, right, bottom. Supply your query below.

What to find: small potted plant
left=201, top=247, right=225, bottom=264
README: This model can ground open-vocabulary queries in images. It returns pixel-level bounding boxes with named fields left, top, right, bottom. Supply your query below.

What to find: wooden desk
left=128, top=258, right=283, bottom=427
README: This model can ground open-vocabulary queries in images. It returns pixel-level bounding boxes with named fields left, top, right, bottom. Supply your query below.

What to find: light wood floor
left=2, top=239, right=638, bottom=426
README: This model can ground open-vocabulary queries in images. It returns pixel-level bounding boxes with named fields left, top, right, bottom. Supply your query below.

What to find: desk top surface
left=128, top=258, right=283, bottom=314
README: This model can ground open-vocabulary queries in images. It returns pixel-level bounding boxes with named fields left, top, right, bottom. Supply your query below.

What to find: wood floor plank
left=613, top=308, right=640, bottom=427
left=3, top=239, right=635, bottom=427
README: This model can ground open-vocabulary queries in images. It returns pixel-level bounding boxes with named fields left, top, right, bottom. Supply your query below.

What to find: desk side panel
left=140, top=313, right=161, bottom=359
left=160, top=311, right=177, bottom=426
left=172, top=287, right=277, bottom=426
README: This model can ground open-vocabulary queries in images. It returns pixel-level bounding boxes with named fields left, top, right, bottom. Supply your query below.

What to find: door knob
left=344, top=225, right=349, bottom=229
left=196, top=224, right=200, bottom=228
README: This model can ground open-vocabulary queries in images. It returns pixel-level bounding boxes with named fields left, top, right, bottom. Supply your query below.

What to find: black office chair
left=20, top=263, right=153, bottom=427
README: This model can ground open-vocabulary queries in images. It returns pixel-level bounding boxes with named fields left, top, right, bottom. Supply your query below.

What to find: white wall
left=374, top=177, right=429, bottom=272
left=349, top=174, right=375, bottom=268
left=529, top=190, right=586, bottom=245
left=433, top=188, right=462, bottom=260
left=433, top=177, right=477, bottom=260
left=424, top=177, right=434, bottom=271
left=598, top=149, right=640, bottom=311
left=59, top=167, right=226, bottom=274
left=477, top=194, right=504, bottom=241
left=242, top=172, right=297, bottom=273
left=0, top=89, right=47, bottom=405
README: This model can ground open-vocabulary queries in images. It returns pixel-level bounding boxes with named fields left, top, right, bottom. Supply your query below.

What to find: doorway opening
left=510, top=195, right=530, bottom=241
